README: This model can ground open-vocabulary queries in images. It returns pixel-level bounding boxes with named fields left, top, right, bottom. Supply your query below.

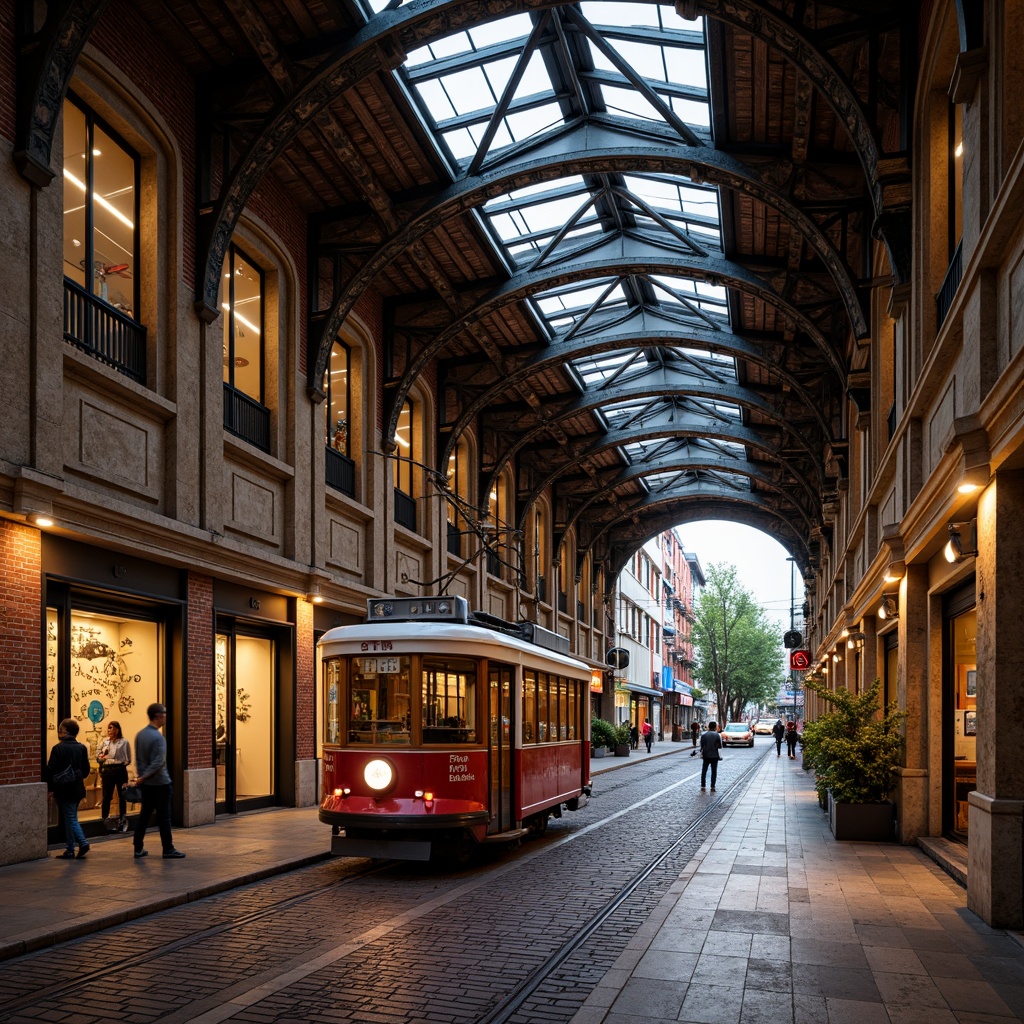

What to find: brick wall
left=0, top=522, right=42, bottom=784
left=186, top=572, right=213, bottom=770
left=296, top=600, right=315, bottom=760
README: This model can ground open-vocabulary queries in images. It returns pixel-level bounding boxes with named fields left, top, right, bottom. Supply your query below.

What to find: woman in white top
left=97, top=720, right=132, bottom=832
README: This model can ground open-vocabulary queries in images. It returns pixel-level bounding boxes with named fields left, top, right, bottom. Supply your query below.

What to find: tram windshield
left=349, top=655, right=412, bottom=744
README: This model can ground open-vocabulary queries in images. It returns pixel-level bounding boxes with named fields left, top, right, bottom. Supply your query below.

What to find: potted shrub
left=613, top=722, right=631, bottom=757
left=590, top=718, right=616, bottom=757
left=801, top=678, right=905, bottom=841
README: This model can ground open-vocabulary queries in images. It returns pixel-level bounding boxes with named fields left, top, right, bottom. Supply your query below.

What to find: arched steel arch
left=588, top=491, right=813, bottom=587
left=511, top=412, right=817, bottom=533
left=309, top=120, right=868, bottom=390
left=12, top=1, right=895, bottom=310
left=480, top=371, right=827, bottom=486
left=383, top=241, right=847, bottom=449
left=440, top=314, right=835, bottom=466
left=556, top=452, right=821, bottom=543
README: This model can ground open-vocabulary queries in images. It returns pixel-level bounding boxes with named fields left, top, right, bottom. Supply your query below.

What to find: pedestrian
left=629, top=724, right=639, bottom=750
left=690, top=720, right=700, bottom=747
left=641, top=719, right=653, bottom=753
left=46, top=718, right=91, bottom=859
left=131, top=703, right=185, bottom=860
left=785, top=718, right=799, bottom=759
left=772, top=717, right=785, bottom=757
left=97, top=720, right=132, bottom=832
left=698, top=721, right=723, bottom=791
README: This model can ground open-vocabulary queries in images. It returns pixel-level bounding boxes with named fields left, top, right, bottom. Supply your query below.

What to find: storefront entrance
left=943, top=581, right=976, bottom=842
left=215, top=625, right=277, bottom=813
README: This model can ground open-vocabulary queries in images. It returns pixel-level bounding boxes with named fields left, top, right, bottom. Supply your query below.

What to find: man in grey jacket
left=131, top=703, right=185, bottom=860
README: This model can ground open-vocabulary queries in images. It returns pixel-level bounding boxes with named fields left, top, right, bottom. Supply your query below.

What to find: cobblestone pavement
left=0, top=742, right=752, bottom=1024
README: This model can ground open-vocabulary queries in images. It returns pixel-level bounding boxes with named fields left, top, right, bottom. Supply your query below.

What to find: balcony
left=63, top=278, right=146, bottom=383
left=325, top=446, right=355, bottom=497
left=936, top=238, right=963, bottom=329
left=394, top=488, right=416, bottom=531
left=223, top=384, right=271, bottom=452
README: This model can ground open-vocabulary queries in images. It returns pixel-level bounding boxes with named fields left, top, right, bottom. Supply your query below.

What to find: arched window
left=445, top=438, right=471, bottom=555
left=324, top=339, right=355, bottom=497
left=221, top=243, right=268, bottom=451
left=486, top=473, right=510, bottom=578
left=62, top=95, right=142, bottom=381
left=393, top=399, right=417, bottom=530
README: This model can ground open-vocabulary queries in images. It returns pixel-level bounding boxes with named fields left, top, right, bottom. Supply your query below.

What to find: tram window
left=347, top=656, right=411, bottom=745
left=324, top=658, right=342, bottom=744
left=523, top=670, right=537, bottom=744
left=557, top=677, right=568, bottom=739
left=566, top=679, right=577, bottom=739
left=422, top=657, right=477, bottom=743
left=537, top=673, right=550, bottom=741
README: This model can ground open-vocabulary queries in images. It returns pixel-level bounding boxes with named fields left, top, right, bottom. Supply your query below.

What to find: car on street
left=752, top=720, right=774, bottom=735
left=721, top=722, right=755, bottom=747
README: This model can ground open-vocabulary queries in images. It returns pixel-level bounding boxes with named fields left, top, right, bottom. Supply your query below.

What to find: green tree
left=691, top=563, right=782, bottom=722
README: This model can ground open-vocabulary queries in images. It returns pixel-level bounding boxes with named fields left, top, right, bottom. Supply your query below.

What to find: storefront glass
left=950, top=606, right=977, bottom=838
left=47, top=607, right=161, bottom=827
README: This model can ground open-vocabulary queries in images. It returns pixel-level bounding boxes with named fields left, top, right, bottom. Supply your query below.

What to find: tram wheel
left=527, top=811, right=549, bottom=835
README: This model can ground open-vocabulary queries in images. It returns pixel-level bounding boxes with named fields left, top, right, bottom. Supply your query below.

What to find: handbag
left=51, top=761, right=77, bottom=786
left=122, top=785, right=143, bottom=804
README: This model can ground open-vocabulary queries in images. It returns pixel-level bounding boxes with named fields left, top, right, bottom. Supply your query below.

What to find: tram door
left=488, top=664, right=515, bottom=834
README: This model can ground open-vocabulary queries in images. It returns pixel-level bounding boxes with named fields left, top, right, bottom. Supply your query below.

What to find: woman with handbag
left=97, top=721, right=132, bottom=832
left=46, top=718, right=91, bottom=859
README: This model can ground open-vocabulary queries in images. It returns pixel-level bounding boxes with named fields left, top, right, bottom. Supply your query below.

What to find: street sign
left=790, top=649, right=811, bottom=671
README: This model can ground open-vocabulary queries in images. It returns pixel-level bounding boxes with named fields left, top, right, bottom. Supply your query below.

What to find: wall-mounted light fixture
left=944, top=519, right=978, bottom=563
left=884, top=560, right=905, bottom=584
left=846, top=630, right=866, bottom=649
left=28, top=512, right=54, bottom=528
left=306, top=585, right=324, bottom=604
left=877, top=594, right=899, bottom=620
left=832, top=651, right=842, bottom=663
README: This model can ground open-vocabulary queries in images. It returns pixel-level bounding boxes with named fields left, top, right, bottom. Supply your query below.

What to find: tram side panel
left=517, top=744, right=585, bottom=819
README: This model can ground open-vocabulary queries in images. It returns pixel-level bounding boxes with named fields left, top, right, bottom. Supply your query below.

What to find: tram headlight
left=363, top=758, right=395, bottom=792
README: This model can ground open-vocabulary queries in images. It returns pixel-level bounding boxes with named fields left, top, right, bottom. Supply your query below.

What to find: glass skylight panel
left=581, top=2, right=664, bottom=29
left=599, top=84, right=667, bottom=124
left=467, top=14, right=535, bottom=48
left=574, top=351, right=635, bottom=385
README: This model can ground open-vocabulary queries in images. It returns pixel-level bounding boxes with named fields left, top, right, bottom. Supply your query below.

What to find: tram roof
left=317, top=620, right=594, bottom=677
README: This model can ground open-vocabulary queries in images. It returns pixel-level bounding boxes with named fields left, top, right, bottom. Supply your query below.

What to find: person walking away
left=772, top=718, right=785, bottom=757
left=97, top=720, right=132, bottom=832
left=699, top=721, right=724, bottom=791
left=690, top=720, right=700, bottom=747
left=46, top=718, right=92, bottom=859
left=131, top=703, right=185, bottom=859
left=785, top=719, right=799, bottom=759
left=641, top=719, right=653, bottom=753
left=629, top=723, right=639, bottom=750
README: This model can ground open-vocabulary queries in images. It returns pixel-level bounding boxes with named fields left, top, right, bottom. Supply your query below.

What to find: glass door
left=488, top=664, right=514, bottom=834
left=215, top=630, right=276, bottom=812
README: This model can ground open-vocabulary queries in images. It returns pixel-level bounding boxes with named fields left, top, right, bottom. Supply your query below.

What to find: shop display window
left=951, top=607, right=976, bottom=836
left=46, top=607, right=161, bottom=825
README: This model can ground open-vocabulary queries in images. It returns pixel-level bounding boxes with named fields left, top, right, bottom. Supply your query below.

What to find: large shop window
left=949, top=605, right=977, bottom=840
left=46, top=606, right=162, bottom=829
left=215, top=632, right=275, bottom=810
left=221, top=244, right=269, bottom=451
left=62, top=96, right=143, bottom=381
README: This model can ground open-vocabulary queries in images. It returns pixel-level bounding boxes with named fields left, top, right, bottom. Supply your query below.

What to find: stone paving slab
left=571, top=752, right=1024, bottom=1024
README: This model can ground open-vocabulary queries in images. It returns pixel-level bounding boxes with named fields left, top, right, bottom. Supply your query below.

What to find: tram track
left=0, top=748, right=768, bottom=1024
left=480, top=747, right=770, bottom=1024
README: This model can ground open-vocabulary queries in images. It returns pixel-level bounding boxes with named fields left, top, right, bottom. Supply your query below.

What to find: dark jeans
left=101, top=766, right=128, bottom=819
left=133, top=783, right=174, bottom=852
left=775, top=736, right=783, bottom=755
left=644, top=735, right=653, bottom=752
left=701, top=757, right=719, bottom=788
left=55, top=796, right=87, bottom=851
left=786, top=737, right=798, bottom=757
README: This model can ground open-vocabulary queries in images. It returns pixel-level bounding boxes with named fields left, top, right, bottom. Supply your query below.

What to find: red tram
left=318, top=597, right=593, bottom=861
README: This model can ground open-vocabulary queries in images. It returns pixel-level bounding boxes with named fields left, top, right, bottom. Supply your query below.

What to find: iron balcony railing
left=63, top=278, right=146, bottom=383
left=394, top=488, right=416, bottom=531
left=325, top=446, right=355, bottom=497
left=936, top=238, right=963, bottom=328
left=223, top=383, right=271, bottom=452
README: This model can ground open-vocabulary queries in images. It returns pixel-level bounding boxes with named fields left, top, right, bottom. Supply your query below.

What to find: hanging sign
left=790, top=649, right=812, bottom=671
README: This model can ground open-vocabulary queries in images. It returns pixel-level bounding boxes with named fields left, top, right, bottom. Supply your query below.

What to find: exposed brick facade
left=186, top=573, right=214, bottom=771
left=0, top=522, right=41, bottom=785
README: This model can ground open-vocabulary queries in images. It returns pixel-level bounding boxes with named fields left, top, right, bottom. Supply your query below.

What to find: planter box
left=828, top=794, right=894, bottom=841
left=591, top=746, right=606, bottom=759
left=614, top=744, right=630, bottom=757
